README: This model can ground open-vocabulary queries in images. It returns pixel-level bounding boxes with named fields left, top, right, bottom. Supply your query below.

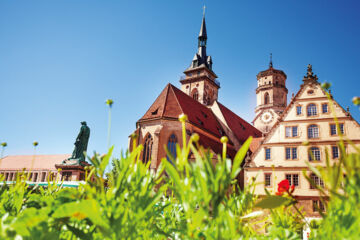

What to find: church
left=130, top=14, right=262, bottom=178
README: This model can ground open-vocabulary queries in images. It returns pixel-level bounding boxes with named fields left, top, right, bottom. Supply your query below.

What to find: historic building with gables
left=245, top=64, right=360, bottom=216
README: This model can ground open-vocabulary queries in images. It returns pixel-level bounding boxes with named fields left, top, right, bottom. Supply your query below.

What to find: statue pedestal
left=55, top=160, right=91, bottom=181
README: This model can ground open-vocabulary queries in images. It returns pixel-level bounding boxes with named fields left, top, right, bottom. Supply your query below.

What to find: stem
left=107, top=107, right=112, bottom=149
left=222, top=142, right=227, bottom=160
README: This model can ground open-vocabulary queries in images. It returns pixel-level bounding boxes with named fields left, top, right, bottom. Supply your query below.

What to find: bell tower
left=180, top=8, right=220, bottom=106
left=253, top=55, right=288, bottom=133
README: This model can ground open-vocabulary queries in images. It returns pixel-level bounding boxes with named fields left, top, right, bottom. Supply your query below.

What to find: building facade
left=245, top=65, right=360, bottom=216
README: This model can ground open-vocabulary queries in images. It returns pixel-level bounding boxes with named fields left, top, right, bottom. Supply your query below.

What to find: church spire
left=189, top=6, right=212, bottom=70
left=199, top=6, right=207, bottom=39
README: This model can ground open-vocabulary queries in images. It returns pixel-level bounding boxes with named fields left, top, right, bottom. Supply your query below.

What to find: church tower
left=253, top=55, right=288, bottom=133
left=180, top=11, right=220, bottom=106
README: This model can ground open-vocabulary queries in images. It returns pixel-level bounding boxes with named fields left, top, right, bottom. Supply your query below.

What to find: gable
left=250, top=80, right=360, bottom=160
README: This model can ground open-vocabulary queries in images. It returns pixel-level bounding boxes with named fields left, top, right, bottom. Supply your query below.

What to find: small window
left=264, top=92, right=270, bottom=105
left=285, top=174, right=299, bottom=186
left=197, top=71, right=200, bottom=76
left=286, top=147, right=297, bottom=160
left=330, top=123, right=344, bottom=136
left=264, top=173, right=272, bottom=187
left=310, top=173, right=324, bottom=189
left=322, top=103, right=328, bottom=113
left=265, top=148, right=271, bottom=160
left=296, top=106, right=302, bottom=115
left=332, top=146, right=339, bottom=159
left=309, top=147, right=321, bottom=161
left=308, top=125, right=319, bottom=139
left=151, top=108, right=159, bottom=115
left=41, top=172, right=46, bottom=182
left=285, top=126, right=298, bottom=138
left=201, top=111, right=208, bottom=118
left=307, top=104, right=317, bottom=116
left=61, top=172, right=72, bottom=181
left=313, top=200, right=326, bottom=212
left=196, top=117, right=204, bottom=126
left=307, top=90, right=314, bottom=95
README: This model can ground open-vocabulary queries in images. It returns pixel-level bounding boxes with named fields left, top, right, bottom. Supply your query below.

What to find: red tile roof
left=0, top=154, right=70, bottom=171
left=139, top=84, right=223, bottom=138
left=196, top=132, right=237, bottom=158
left=216, top=102, right=262, bottom=142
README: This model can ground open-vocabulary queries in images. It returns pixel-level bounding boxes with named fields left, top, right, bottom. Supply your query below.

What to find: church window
left=330, top=123, right=344, bottom=135
left=332, top=146, right=339, bottom=159
left=285, top=126, right=298, bottom=138
left=264, top=173, right=272, bottom=187
left=265, top=148, right=271, bottom=160
left=264, top=92, right=270, bottom=104
left=143, top=134, right=153, bottom=164
left=191, top=89, right=199, bottom=101
left=309, top=147, right=321, bottom=161
left=310, top=173, right=324, bottom=189
left=322, top=103, right=328, bottom=113
left=308, top=124, right=319, bottom=138
left=307, top=90, right=314, bottom=95
left=197, top=71, right=200, bottom=76
left=296, top=106, right=302, bottom=115
left=307, top=104, right=317, bottom=116
left=167, top=134, right=177, bottom=163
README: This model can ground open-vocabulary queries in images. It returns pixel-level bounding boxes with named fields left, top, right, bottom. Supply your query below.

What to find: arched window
left=307, top=104, right=317, bottom=116
left=142, top=134, right=153, bottom=164
left=191, top=89, right=199, bottom=101
left=308, top=124, right=319, bottom=138
left=264, top=92, right=269, bottom=104
left=309, top=147, right=321, bottom=161
left=167, top=134, right=177, bottom=163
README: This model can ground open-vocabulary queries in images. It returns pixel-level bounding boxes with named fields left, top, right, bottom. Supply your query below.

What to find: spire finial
left=269, top=53, right=273, bottom=68
left=203, top=5, right=206, bottom=18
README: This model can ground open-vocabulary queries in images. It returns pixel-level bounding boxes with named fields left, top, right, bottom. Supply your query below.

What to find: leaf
left=52, top=199, right=109, bottom=230
left=240, top=210, right=264, bottom=219
left=100, top=146, right=114, bottom=174
left=231, top=136, right=252, bottom=179
left=255, top=195, right=289, bottom=209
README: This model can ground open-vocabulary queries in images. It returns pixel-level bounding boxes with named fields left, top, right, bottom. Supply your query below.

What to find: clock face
left=261, top=111, right=274, bottom=124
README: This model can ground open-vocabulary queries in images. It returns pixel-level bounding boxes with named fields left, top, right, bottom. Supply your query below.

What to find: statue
left=63, top=121, right=90, bottom=166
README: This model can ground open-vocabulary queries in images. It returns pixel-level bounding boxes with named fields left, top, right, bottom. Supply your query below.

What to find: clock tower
left=253, top=55, right=288, bottom=133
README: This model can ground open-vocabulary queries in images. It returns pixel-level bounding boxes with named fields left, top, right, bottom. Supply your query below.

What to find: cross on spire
left=269, top=53, right=273, bottom=68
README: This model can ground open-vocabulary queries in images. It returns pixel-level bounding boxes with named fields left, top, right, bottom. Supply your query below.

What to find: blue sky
left=1, top=0, right=360, bottom=157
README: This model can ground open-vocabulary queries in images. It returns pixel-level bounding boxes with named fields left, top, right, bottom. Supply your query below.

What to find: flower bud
left=178, top=114, right=188, bottom=122
left=220, top=136, right=228, bottom=144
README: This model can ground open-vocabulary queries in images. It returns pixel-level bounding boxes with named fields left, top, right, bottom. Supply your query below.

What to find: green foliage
left=1, top=116, right=360, bottom=239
